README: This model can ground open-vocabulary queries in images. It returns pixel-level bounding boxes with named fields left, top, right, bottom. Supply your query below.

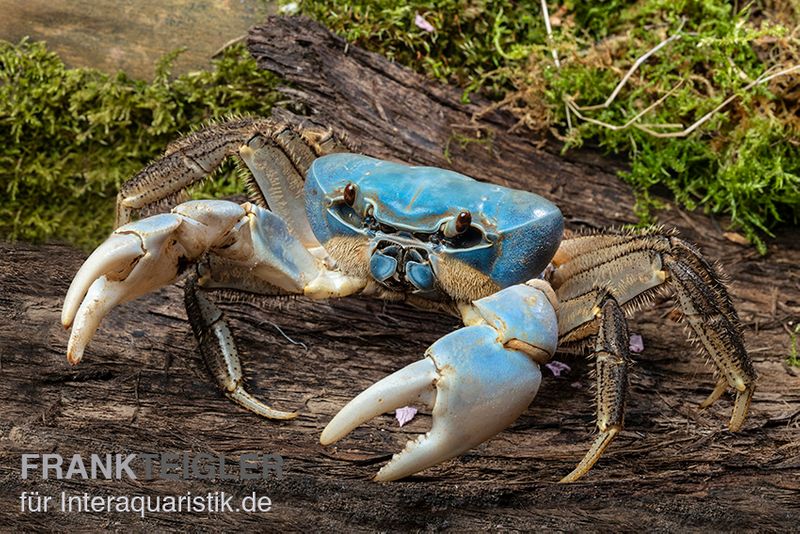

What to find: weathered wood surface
left=0, top=0, right=274, bottom=79
left=2, top=15, right=799, bottom=531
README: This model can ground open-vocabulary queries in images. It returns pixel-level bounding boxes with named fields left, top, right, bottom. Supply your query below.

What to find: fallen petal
left=279, top=2, right=299, bottom=15
left=629, top=333, right=645, bottom=353
left=545, top=360, right=571, bottom=377
left=395, top=406, right=418, bottom=427
left=415, top=13, right=435, bottom=33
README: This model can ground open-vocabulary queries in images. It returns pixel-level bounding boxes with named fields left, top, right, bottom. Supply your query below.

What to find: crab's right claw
left=320, top=324, right=543, bottom=481
left=61, top=213, right=197, bottom=365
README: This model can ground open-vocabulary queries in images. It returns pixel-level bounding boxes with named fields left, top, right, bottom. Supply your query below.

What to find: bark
left=1, top=16, right=798, bottom=531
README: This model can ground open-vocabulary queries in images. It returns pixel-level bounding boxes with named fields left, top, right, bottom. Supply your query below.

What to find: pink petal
left=415, top=14, right=435, bottom=33
left=395, top=406, right=418, bottom=427
left=545, top=360, right=571, bottom=377
left=629, top=333, right=645, bottom=353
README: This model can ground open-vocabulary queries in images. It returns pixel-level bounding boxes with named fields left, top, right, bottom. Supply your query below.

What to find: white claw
left=62, top=200, right=326, bottom=367
left=320, top=358, right=438, bottom=445
left=321, top=324, right=542, bottom=481
left=62, top=233, right=144, bottom=329
left=62, top=213, right=188, bottom=364
left=67, top=276, right=131, bottom=364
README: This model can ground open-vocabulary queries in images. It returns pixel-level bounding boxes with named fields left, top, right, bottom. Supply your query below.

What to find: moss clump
left=299, top=0, right=800, bottom=252
left=297, top=0, right=549, bottom=99
left=788, top=323, right=800, bottom=367
left=532, top=1, right=800, bottom=253
left=2, top=2, right=798, bottom=252
left=0, top=40, right=277, bottom=249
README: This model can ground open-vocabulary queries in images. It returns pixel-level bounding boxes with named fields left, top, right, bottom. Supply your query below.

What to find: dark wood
left=2, top=15, right=799, bottom=531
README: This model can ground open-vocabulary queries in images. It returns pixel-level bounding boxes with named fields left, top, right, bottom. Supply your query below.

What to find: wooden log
left=1, top=16, right=798, bottom=530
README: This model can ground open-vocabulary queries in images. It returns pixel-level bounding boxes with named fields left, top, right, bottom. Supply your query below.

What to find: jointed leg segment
left=115, top=116, right=349, bottom=229
left=184, top=276, right=297, bottom=419
left=549, top=228, right=756, bottom=481
left=560, top=297, right=630, bottom=483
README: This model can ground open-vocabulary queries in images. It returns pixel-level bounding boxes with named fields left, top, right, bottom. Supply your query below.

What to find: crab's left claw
left=321, top=284, right=557, bottom=481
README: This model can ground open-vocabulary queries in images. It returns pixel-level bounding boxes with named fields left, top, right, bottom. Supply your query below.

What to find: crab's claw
left=321, top=284, right=558, bottom=481
left=62, top=200, right=323, bottom=366
left=62, top=214, right=185, bottom=365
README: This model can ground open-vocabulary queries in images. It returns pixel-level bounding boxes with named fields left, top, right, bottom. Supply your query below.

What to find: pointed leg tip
left=561, top=428, right=619, bottom=484
left=66, top=347, right=83, bottom=365
left=252, top=406, right=299, bottom=421
left=728, top=386, right=754, bottom=432
left=559, top=461, right=594, bottom=483
left=559, top=464, right=597, bottom=484
left=559, top=472, right=581, bottom=484
left=227, top=388, right=299, bottom=421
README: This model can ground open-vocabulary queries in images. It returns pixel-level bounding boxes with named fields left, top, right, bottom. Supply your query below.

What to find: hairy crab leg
left=116, top=118, right=267, bottom=226
left=321, top=283, right=558, bottom=481
left=551, top=230, right=756, bottom=434
left=662, top=242, right=755, bottom=430
left=184, top=277, right=297, bottom=419
left=239, top=124, right=349, bottom=251
left=561, top=298, right=630, bottom=483
left=115, top=116, right=348, bottom=228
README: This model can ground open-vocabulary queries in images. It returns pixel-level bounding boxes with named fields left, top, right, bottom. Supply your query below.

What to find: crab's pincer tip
left=320, top=358, right=439, bottom=447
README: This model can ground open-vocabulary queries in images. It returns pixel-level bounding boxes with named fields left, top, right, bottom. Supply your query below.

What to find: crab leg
left=116, top=119, right=265, bottom=226
left=239, top=127, right=323, bottom=249
left=321, top=283, right=558, bottom=481
left=114, top=116, right=347, bottom=231
left=551, top=230, right=756, bottom=432
left=663, top=241, right=755, bottom=430
left=184, top=276, right=298, bottom=419
left=561, top=298, right=630, bottom=483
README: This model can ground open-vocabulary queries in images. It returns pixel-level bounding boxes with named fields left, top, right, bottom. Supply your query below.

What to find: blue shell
left=305, top=154, right=563, bottom=288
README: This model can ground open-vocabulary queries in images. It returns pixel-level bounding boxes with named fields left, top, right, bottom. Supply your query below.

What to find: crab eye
left=343, top=183, right=357, bottom=206
left=455, top=210, right=472, bottom=233
left=443, top=210, right=472, bottom=238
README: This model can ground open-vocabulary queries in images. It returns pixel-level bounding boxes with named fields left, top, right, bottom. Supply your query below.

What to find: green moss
left=299, top=0, right=800, bottom=252
left=540, top=2, right=799, bottom=252
left=297, top=0, right=548, bottom=99
left=789, top=323, right=800, bottom=367
left=0, top=40, right=278, bottom=249
left=2, top=2, right=798, bottom=252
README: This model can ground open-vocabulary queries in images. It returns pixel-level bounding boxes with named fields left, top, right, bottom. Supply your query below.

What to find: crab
left=61, top=115, right=757, bottom=482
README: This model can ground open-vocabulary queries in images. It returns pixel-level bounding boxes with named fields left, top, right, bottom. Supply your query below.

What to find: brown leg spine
left=561, top=298, right=630, bottom=483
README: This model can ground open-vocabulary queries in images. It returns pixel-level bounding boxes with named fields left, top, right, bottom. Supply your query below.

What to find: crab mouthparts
left=369, top=240, right=435, bottom=292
